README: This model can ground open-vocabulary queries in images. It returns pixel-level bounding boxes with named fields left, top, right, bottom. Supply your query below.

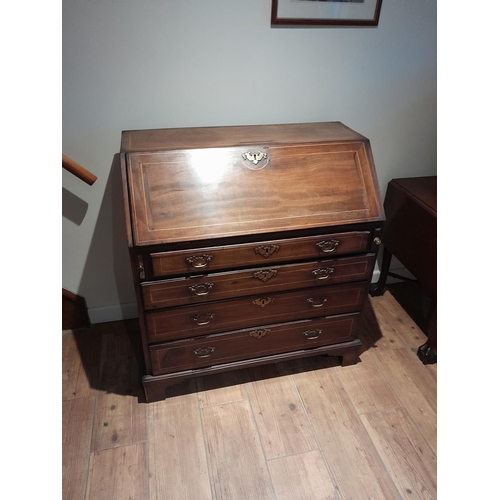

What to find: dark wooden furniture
left=370, top=176, right=437, bottom=364
left=119, top=122, right=385, bottom=402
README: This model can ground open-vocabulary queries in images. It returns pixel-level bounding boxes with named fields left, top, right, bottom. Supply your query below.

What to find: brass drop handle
left=186, top=254, right=213, bottom=268
left=188, top=283, right=214, bottom=296
left=307, top=297, right=327, bottom=308
left=303, top=329, right=322, bottom=340
left=192, top=313, right=214, bottom=326
left=316, top=240, right=340, bottom=253
left=193, top=347, right=215, bottom=358
left=312, top=267, right=334, bottom=280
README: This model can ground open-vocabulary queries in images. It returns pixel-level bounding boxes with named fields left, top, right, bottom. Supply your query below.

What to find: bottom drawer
left=149, top=313, right=359, bottom=375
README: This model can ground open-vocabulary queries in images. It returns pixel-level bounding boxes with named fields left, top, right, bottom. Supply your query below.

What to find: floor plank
left=62, top=330, right=98, bottom=401
left=91, top=330, right=146, bottom=452
left=268, top=450, right=340, bottom=500
left=196, top=370, right=249, bottom=408
left=375, top=292, right=429, bottom=352
left=85, top=443, right=147, bottom=500
left=91, top=392, right=147, bottom=452
left=246, top=364, right=317, bottom=459
left=333, top=347, right=401, bottom=415
left=202, top=401, right=275, bottom=500
left=62, top=397, right=94, bottom=500
left=369, top=347, right=437, bottom=454
left=148, top=383, right=212, bottom=500
left=293, top=365, right=401, bottom=500
left=360, top=406, right=437, bottom=500
left=367, top=295, right=409, bottom=349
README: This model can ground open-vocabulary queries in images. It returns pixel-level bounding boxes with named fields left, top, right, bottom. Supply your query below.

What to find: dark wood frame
left=271, top=0, right=383, bottom=27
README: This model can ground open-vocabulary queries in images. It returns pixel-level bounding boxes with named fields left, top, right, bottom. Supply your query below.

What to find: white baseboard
left=88, top=302, right=138, bottom=324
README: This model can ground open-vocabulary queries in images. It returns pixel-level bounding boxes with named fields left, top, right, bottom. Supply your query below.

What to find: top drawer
left=150, top=231, right=371, bottom=277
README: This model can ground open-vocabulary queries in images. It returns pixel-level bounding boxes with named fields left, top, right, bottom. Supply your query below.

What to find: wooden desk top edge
left=390, top=176, right=437, bottom=216
left=120, top=121, right=368, bottom=153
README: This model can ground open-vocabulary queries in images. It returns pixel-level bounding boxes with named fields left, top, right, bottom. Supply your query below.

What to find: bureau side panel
left=382, top=181, right=437, bottom=296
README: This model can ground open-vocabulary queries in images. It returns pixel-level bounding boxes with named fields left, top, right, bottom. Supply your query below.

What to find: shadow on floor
left=71, top=318, right=147, bottom=403
left=385, top=281, right=433, bottom=334
left=69, top=294, right=391, bottom=403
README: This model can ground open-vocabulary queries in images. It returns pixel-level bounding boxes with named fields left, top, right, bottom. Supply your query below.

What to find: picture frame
left=271, top=0, right=383, bottom=27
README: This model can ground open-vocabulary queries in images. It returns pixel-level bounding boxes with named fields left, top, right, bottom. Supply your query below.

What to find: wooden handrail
left=62, top=154, right=97, bottom=185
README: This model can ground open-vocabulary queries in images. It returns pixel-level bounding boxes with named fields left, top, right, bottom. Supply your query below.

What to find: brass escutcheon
left=252, top=297, right=275, bottom=308
left=249, top=328, right=271, bottom=339
left=242, top=151, right=268, bottom=165
left=253, top=269, right=278, bottom=282
left=255, top=245, right=280, bottom=259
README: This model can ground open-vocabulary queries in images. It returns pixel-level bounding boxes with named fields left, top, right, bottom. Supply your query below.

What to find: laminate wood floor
left=62, top=289, right=437, bottom=500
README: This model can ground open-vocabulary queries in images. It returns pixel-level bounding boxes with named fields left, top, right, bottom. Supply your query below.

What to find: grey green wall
left=62, top=0, right=436, bottom=323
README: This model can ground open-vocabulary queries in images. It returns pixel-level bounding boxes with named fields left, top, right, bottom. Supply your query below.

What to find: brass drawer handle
left=255, top=245, right=280, bottom=259
left=312, top=267, right=334, bottom=280
left=316, top=240, right=339, bottom=253
left=253, top=269, right=278, bottom=282
left=186, top=254, right=213, bottom=268
left=188, top=283, right=214, bottom=296
left=192, top=313, right=214, bottom=326
left=252, top=297, right=275, bottom=308
left=307, top=297, right=327, bottom=308
left=303, top=329, right=322, bottom=340
left=193, top=347, right=215, bottom=358
left=249, top=328, right=271, bottom=339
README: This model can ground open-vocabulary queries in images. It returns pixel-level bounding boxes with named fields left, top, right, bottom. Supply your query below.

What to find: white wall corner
left=88, top=302, right=138, bottom=324
left=371, top=261, right=380, bottom=283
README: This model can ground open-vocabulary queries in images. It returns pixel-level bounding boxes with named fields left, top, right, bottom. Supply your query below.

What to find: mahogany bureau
left=119, top=122, right=385, bottom=402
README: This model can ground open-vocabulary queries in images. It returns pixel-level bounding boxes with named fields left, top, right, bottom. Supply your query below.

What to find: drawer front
left=149, top=313, right=359, bottom=375
left=142, top=254, right=374, bottom=309
left=150, top=231, right=371, bottom=277
left=145, top=282, right=367, bottom=343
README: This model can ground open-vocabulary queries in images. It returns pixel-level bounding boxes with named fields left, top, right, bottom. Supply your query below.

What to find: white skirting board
left=88, top=302, right=138, bottom=324
left=87, top=266, right=384, bottom=325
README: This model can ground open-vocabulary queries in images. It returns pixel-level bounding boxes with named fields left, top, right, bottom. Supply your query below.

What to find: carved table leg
left=370, top=246, right=392, bottom=297
left=417, top=302, right=437, bottom=365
